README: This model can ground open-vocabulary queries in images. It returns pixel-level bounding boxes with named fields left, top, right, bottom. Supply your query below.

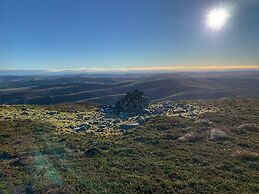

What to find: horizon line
left=1, top=65, right=259, bottom=73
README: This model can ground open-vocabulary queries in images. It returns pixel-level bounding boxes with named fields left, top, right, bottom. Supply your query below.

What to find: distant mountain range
left=0, top=71, right=259, bottom=105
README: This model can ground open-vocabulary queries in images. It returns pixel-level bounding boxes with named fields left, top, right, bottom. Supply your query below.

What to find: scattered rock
left=118, top=112, right=128, bottom=120
left=101, top=107, right=114, bottom=114
left=20, top=112, right=29, bottom=116
left=163, top=103, right=173, bottom=109
left=96, top=128, right=104, bottom=132
left=99, top=124, right=107, bottom=129
left=113, top=118, right=122, bottom=124
left=137, top=116, right=145, bottom=125
left=74, top=126, right=88, bottom=132
left=79, top=122, right=90, bottom=128
left=173, top=109, right=185, bottom=114
left=46, top=111, right=58, bottom=115
left=142, top=108, right=151, bottom=115
left=74, top=122, right=90, bottom=132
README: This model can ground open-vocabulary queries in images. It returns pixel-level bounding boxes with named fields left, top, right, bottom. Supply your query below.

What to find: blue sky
left=1, top=0, right=259, bottom=71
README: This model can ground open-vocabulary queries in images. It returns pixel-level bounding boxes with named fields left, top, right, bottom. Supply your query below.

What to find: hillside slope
left=0, top=100, right=258, bottom=193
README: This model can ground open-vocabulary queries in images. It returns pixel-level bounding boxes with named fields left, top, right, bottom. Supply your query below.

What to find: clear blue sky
left=1, top=0, right=259, bottom=70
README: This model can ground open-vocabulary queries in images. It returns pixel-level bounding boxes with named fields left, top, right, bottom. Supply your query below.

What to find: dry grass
left=236, top=150, right=258, bottom=161
left=237, top=123, right=259, bottom=133
left=178, top=132, right=205, bottom=142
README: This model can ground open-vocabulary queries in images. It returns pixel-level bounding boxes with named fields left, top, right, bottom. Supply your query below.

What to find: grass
left=0, top=100, right=259, bottom=193
left=236, top=150, right=259, bottom=161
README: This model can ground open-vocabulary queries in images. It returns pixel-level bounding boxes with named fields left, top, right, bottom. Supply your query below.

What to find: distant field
left=1, top=71, right=259, bottom=105
left=0, top=100, right=258, bottom=193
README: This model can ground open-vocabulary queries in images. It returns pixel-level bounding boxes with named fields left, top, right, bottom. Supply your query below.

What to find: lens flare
left=206, top=8, right=230, bottom=31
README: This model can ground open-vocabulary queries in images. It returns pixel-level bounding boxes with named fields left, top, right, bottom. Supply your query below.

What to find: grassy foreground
left=0, top=100, right=259, bottom=193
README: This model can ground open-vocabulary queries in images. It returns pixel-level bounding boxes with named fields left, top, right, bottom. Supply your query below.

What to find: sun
left=206, top=8, right=230, bottom=31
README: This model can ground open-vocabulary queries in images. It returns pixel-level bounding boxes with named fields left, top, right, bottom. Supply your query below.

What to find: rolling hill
left=0, top=71, right=259, bottom=105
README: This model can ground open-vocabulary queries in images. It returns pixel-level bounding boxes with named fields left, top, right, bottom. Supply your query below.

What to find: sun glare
left=206, top=8, right=230, bottom=31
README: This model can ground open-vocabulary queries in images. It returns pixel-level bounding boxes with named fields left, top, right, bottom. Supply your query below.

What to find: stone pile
left=114, top=89, right=149, bottom=115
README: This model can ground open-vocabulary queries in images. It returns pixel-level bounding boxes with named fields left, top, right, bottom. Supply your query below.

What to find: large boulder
left=114, top=89, right=149, bottom=115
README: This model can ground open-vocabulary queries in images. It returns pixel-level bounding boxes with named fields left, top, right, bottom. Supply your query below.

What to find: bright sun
left=206, top=8, right=230, bottom=31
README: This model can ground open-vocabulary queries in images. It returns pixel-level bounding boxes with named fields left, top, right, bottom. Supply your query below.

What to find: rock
left=113, top=118, right=122, bottom=124
left=84, top=148, right=100, bottom=157
left=92, top=121, right=99, bottom=125
left=163, top=102, right=173, bottom=109
left=79, top=122, right=90, bottom=127
left=46, top=111, right=58, bottom=115
left=20, top=112, right=29, bottom=116
left=74, top=122, right=90, bottom=132
left=179, top=132, right=194, bottom=142
left=187, top=111, right=195, bottom=116
left=101, top=107, right=114, bottom=114
left=120, top=122, right=140, bottom=130
left=137, top=116, right=145, bottom=125
left=187, top=106, right=194, bottom=112
left=74, top=126, right=88, bottom=132
left=83, top=116, right=91, bottom=121
left=98, top=124, right=107, bottom=129
left=76, top=114, right=84, bottom=119
left=209, top=128, right=228, bottom=141
left=96, top=128, right=104, bottom=132
left=173, top=109, right=185, bottom=114
left=179, top=132, right=204, bottom=142
left=118, top=112, right=128, bottom=120
left=154, top=108, right=164, bottom=115
left=114, top=89, right=149, bottom=115
left=68, top=125, right=75, bottom=129
left=195, top=119, right=213, bottom=125
left=176, top=103, right=185, bottom=108
left=143, top=109, right=151, bottom=115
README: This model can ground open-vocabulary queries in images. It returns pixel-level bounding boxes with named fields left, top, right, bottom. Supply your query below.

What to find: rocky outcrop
left=114, top=89, right=149, bottom=115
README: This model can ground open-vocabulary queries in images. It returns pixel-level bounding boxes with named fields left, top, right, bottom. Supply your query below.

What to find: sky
left=1, top=0, right=259, bottom=71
